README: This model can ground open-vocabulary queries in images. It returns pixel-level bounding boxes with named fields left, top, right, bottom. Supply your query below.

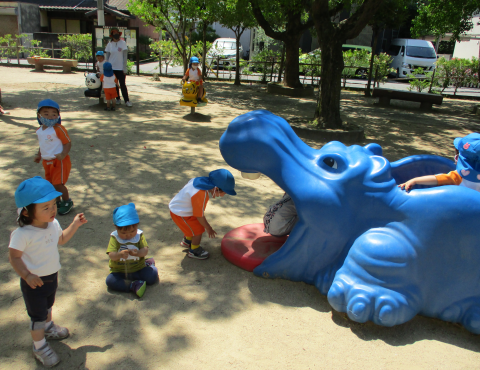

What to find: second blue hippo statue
left=219, top=110, right=480, bottom=334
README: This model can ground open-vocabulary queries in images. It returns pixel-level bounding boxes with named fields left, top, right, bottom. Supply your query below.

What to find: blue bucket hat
left=37, top=99, right=61, bottom=126
left=15, top=176, right=63, bottom=208
left=96, top=50, right=104, bottom=56
left=113, top=203, right=140, bottom=227
left=103, top=62, right=114, bottom=77
left=454, top=133, right=480, bottom=182
left=193, top=169, right=236, bottom=195
left=190, top=57, right=199, bottom=64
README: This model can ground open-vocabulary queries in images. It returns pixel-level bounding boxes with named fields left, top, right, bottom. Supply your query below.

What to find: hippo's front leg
left=327, top=227, right=423, bottom=327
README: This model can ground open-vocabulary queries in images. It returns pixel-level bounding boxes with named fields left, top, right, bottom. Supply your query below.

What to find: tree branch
left=249, top=0, right=286, bottom=41
left=342, top=0, right=385, bottom=40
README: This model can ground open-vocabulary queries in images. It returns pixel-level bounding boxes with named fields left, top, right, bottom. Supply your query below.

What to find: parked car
left=386, top=39, right=437, bottom=78
left=206, top=38, right=242, bottom=70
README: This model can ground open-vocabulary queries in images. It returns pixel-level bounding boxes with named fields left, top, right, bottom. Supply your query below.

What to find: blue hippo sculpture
left=219, top=110, right=480, bottom=334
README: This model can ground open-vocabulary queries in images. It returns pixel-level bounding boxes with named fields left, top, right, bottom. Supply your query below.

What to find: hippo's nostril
left=323, top=157, right=338, bottom=169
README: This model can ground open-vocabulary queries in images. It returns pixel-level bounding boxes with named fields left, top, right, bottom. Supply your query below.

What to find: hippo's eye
left=323, top=157, right=338, bottom=169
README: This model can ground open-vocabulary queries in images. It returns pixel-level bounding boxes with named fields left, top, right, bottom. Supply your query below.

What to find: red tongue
left=221, top=223, right=288, bottom=272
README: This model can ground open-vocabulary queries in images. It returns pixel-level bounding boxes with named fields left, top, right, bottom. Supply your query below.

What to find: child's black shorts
left=20, top=272, right=58, bottom=323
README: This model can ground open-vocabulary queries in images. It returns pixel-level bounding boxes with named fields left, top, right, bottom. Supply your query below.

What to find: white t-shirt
left=460, top=179, right=480, bottom=192
left=9, top=219, right=63, bottom=277
left=105, top=40, right=128, bottom=70
left=188, top=68, right=201, bottom=81
left=36, top=125, right=70, bottom=160
left=96, top=60, right=105, bottom=74
left=103, top=75, right=117, bottom=89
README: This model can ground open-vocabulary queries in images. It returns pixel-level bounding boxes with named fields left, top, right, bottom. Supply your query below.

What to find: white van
left=206, top=38, right=242, bottom=69
left=387, top=39, right=437, bottom=78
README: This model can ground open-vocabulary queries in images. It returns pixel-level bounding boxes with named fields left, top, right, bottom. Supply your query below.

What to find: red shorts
left=192, top=80, right=203, bottom=86
left=170, top=211, right=205, bottom=237
left=104, top=87, right=118, bottom=100
left=43, top=156, right=71, bottom=185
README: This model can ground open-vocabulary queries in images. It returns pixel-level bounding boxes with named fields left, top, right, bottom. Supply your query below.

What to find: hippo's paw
left=462, top=306, right=480, bottom=334
left=328, top=277, right=418, bottom=327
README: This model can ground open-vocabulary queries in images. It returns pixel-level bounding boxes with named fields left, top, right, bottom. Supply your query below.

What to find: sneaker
left=180, top=237, right=192, bottom=247
left=187, top=246, right=209, bottom=260
left=131, top=280, right=146, bottom=297
left=33, top=342, right=60, bottom=368
left=58, top=200, right=73, bottom=215
left=116, top=98, right=121, bottom=105
left=145, top=258, right=155, bottom=267
left=125, top=101, right=133, bottom=107
left=45, top=322, right=69, bottom=340
left=111, top=107, right=115, bottom=111
left=104, top=107, right=111, bottom=111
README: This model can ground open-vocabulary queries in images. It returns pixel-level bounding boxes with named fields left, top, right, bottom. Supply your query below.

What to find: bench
left=373, top=87, right=443, bottom=110
left=27, top=56, right=78, bottom=73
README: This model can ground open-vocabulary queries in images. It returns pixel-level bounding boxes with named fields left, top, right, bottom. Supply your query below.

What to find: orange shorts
left=170, top=211, right=205, bottom=237
left=43, top=155, right=71, bottom=185
left=192, top=80, right=203, bottom=86
left=104, top=87, right=118, bottom=100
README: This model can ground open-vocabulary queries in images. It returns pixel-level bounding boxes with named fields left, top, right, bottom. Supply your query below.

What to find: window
left=386, top=45, right=401, bottom=56
left=406, top=46, right=436, bottom=59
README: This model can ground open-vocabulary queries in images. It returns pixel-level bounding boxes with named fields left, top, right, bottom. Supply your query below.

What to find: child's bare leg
left=192, top=234, right=203, bottom=246
left=54, top=184, right=69, bottom=201
left=198, top=85, right=204, bottom=100
left=107, top=99, right=111, bottom=108
left=112, top=99, right=116, bottom=109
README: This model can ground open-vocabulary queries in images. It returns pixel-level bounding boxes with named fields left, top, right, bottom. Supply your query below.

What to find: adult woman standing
left=105, top=28, right=132, bottom=107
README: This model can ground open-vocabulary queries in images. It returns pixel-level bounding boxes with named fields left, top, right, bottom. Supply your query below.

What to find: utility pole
left=97, top=0, right=105, bottom=26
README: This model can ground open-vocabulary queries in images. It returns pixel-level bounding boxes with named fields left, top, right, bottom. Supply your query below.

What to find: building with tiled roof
left=0, top=0, right=159, bottom=40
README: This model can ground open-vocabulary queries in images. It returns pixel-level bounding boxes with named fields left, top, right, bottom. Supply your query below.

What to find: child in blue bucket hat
left=105, top=203, right=158, bottom=298
left=100, top=62, right=119, bottom=111
left=399, top=133, right=480, bottom=192
left=169, top=169, right=236, bottom=259
left=9, top=176, right=87, bottom=367
left=181, top=56, right=205, bottom=103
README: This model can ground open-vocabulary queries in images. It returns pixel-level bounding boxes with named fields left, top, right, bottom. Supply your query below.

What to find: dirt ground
left=1, top=66, right=480, bottom=370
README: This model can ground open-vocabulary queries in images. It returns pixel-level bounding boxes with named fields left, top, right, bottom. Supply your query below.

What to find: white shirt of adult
left=8, top=219, right=63, bottom=277
left=105, top=40, right=128, bottom=70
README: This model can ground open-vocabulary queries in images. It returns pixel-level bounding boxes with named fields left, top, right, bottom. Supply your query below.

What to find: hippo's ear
left=365, top=143, right=383, bottom=157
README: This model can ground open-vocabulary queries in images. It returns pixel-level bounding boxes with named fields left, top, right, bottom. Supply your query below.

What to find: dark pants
left=21, top=272, right=58, bottom=323
left=106, top=266, right=158, bottom=292
left=113, top=70, right=129, bottom=102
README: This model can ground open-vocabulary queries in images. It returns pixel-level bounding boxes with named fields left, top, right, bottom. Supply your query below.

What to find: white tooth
left=241, top=172, right=261, bottom=180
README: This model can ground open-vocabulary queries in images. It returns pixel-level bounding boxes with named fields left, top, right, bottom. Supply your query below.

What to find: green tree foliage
left=128, top=0, right=201, bottom=72
left=58, top=34, right=92, bottom=62
left=190, top=25, right=219, bottom=43
left=407, top=67, right=432, bottom=93
left=249, top=0, right=313, bottom=88
left=412, top=0, right=480, bottom=43
left=372, top=53, right=395, bottom=87
left=341, top=49, right=370, bottom=87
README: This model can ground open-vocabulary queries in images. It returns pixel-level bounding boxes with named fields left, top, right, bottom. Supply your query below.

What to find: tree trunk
left=234, top=31, right=242, bottom=85
left=202, top=22, right=207, bottom=81
left=283, top=35, right=302, bottom=87
left=314, top=39, right=344, bottom=129
left=278, top=43, right=285, bottom=82
left=365, top=26, right=379, bottom=97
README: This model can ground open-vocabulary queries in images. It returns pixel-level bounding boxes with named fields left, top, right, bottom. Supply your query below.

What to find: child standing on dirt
left=169, top=169, right=236, bottom=260
left=9, top=176, right=87, bottom=368
left=106, top=203, right=158, bottom=298
left=181, top=56, right=205, bottom=103
left=95, top=50, right=105, bottom=76
left=34, top=99, right=74, bottom=215
left=399, top=133, right=480, bottom=192
left=101, top=62, right=119, bottom=111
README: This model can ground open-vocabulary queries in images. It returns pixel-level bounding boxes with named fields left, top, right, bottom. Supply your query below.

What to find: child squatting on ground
left=169, top=169, right=236, bottom=260
left=399, top=133, right=480, bottom=193
left=8, top=177, right=87, bottom=368
left=181, top=56, right=205, bottom=103
left=34, top=99, right=74, bottom=215
left=101, top=62, right=119, bottom=111
left=106, top=203, right=158, bottom=298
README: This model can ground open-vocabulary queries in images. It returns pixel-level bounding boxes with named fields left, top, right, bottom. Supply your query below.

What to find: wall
left=0, top=15, right=18, bottom=36
left=129, top=17, right=159, bottom=41
left=19, top=3, right=40, bottom=34
left=453, top=15, right=480, bottom=59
